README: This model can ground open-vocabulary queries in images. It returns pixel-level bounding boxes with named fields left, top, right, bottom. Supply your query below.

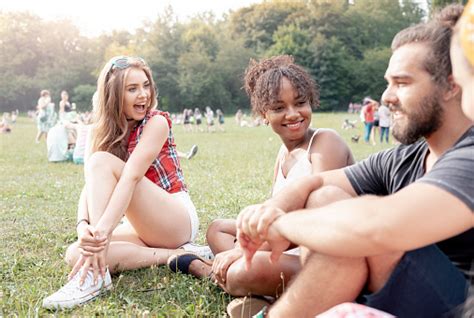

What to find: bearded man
left=235, top=4, right=473, bottom=318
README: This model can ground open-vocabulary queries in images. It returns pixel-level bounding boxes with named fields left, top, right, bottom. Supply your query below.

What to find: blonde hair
left=91, top=56, right=158, bottom=160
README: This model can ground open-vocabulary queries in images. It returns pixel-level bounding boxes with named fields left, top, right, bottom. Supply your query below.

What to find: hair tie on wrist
left=76, top=218, right=89, bottom=228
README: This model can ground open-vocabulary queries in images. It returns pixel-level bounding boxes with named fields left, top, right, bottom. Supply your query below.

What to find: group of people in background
left=31, top=2, right=474, bottom=317
left=33, top=89, right=92, bottom=164
left=172, top=106, right=225, bottom=133
left=234, top=108, right=265, bottom=127
left=0, top=110, right=18, bottom=134
left=344, top=97, right=393, bottom=145
left=360, top=97, right=392, bottom=145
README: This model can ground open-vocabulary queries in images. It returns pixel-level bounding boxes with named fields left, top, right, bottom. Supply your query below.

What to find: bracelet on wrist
left=76, top=218, right=89, bottom=228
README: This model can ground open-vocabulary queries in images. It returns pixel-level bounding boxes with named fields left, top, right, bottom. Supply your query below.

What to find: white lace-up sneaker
left=186, top=145, right=198, bottom=159
left=180, top=242, right=214, bottom=261
left=42, top=268, right=112, bottom=310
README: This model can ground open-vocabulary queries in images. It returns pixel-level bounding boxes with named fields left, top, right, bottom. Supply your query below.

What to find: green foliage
left=1, top=113, right=392, bottom=316
left=73, top=84, right=96, bottom=112
left=267, top=24, right=313, bottom=64
left=351, top=47, right=392, bottom=103
left=0, top=12, right=99, bottom=112
left=309, top=34, right=355, bottom=111
left=229, top=1, right=306, bottom=53
left=0, top=0, right=428, bottom=113
left=429, top=0, right=468, bottom=11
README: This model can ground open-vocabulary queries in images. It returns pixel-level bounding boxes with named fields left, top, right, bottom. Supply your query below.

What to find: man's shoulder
left=371, top=139, right=427, bottom=163
left=436, top=126, right=474, bottom=164
left=454, top=126, right=474, bottom=147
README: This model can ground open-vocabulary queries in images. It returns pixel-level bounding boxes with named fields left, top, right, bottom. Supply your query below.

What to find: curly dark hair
left=244, top=55, right=319, bottom=116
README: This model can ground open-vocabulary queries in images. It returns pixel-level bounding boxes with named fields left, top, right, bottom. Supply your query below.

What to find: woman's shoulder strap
left=306, top=129, right=320, bottom=152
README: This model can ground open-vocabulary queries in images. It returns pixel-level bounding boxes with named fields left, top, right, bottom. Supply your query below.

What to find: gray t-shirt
left=344, top=126, right=474, bottom=277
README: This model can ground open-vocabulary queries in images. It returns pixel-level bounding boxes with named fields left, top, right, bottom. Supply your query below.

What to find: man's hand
left=236, top=205, right=290, bottom=269
left=265, top=222, right=291, bottom=264
left=236, top=204, right=286, bottom=244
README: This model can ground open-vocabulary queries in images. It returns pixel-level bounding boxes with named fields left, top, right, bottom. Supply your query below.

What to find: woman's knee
left=64, top=242, right=80, bottom=267
left=225, top=259, right=255, bottom=296
left=306, top=185, right=352, bottom=208
left=206, top=219, right=234, bottom=242
left=206, top=219, right=225, bottom=242
left=85, top=151, right=121, bottom=177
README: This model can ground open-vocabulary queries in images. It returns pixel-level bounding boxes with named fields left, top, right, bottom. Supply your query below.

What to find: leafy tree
left=351, top=47, right=392, bottom=103
left=182, top=17, right=219, bottom=61
left=309, top=34, right=355, bottom=111
left=229, top=1, right=306, bottom=53
left=0, top=12, right=45, bottom=111
left=267, top=24, right=313, bottom=65
left=143, top=7, right=185, bottom=111
left=214, top=33, right=256, bottom=111
left=0, top=0, right=428, bottom=113
left=73, top=84, right=96, bottom=112
left=428, top=0, right=467, bottom=12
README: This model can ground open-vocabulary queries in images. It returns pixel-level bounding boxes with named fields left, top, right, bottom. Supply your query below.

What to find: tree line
left=0, top=0, right=466, bottom=114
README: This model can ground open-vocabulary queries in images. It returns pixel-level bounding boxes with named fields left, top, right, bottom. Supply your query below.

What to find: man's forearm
left=272, top=195, right=389, bottom=257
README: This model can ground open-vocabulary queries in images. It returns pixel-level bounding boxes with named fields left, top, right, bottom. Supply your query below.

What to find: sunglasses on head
left=108, top=56, right=146, bottom=73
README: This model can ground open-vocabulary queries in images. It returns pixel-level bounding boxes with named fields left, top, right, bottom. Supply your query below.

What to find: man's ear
left=443, top=74, right=462, bottom=101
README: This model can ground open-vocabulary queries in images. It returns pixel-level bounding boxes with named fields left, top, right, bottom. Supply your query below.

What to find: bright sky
left=1, top=0, right=260, bottom=37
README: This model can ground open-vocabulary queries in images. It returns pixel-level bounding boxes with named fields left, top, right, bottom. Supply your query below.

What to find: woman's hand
left=77, top=224, right=108, bottom=256
left=212, top=248, right=243, bottom=285
left=68, top=249, right=108, bottom=286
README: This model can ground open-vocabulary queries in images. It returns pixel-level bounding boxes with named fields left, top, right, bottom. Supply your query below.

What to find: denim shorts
left=358, top=244, right=469, bottom=317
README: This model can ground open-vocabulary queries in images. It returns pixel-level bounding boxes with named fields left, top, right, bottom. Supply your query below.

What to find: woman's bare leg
left=223, top=252, right=300, bottom=297
left=64, top=152, right=194, bottom=274
left=85, top=151, right=192, bottom=248
left=175, top=250, right=300, bottom=297
left=206, top=219, right=237, bottom=254
left=65, top=222, right=185, bottom=273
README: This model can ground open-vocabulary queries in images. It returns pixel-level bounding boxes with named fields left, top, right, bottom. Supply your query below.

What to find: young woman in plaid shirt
left=43, top=56, right=200, bottom=309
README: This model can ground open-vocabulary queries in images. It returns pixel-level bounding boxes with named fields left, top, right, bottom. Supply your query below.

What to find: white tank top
left=272, top=129, right=319, bottom=197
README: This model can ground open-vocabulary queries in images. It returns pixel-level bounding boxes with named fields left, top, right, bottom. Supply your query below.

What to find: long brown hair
left=91, top=56, right=158, bottom=160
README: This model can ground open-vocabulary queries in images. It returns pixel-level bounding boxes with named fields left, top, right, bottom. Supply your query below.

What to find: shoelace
left=57, top=271, right=97, bottom=296
left=182, top=244, right=214, bottom=260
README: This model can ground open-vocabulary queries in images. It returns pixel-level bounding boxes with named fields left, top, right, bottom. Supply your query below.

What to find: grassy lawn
left=0, top=112, right=392, bottom=316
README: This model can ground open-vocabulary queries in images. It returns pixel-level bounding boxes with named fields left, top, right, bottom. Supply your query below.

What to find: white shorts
left=171, top=191, right=199, bottom=242
left=284, top=247, right=300, bottom=256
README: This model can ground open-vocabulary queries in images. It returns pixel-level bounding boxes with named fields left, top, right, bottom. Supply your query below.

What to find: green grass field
left=0, top=113, right=392, bottom=316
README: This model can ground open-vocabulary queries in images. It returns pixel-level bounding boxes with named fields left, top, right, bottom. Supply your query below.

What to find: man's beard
left=391, top=93, right=444, bottom=145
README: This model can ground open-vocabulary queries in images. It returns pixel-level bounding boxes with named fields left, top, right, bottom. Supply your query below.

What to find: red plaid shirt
left=127, top=110, right=187, bottom=194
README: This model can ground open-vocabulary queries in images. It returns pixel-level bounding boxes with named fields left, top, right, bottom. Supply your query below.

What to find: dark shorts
left=358, top=245, right=468, bottom=318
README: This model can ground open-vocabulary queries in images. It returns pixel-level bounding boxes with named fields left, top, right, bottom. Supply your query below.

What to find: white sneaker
left=186, top=145, right=198, bottom=159
left=42, top=268, right=112, bottom=310
left=180, top=242, right=214, bottom=261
